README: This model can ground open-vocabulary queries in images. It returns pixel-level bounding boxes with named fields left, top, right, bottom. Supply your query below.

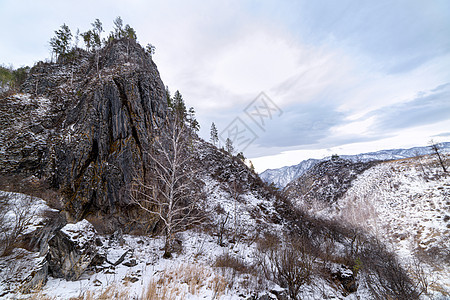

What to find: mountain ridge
left=260, top=142, right=450, bottom=188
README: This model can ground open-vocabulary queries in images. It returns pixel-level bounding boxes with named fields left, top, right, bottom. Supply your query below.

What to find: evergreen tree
left=74, top=28, right=80, bottom=48
left=249, top=160, right=255, bottom=172
left=91, top=19, right=103, bottom=49
left=49, top=24, right=72, bottom=58
left=210, top=122, right=218, bottom=146
left=187, top=107, right=200, bottom=132
left=172, top=90, right=186, bottom=120
left=165, top=86, right=173, bottom=109
left=112, top=16, right=124, bottom=39
left=146, top=43, right=156, bottom=58
left=108, top=16, right=137, bottom=41
left=124, top=24, right=137, bottom=40
left=81, top=30, right=93, bottom=51
left=225, top=138, right=234, bottom=154
left=236, top=152, right=245, bottom=161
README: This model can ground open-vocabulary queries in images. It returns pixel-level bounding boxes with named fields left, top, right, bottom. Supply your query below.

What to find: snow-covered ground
left=4, top=155, right=449, bottom=299
left=299, top=155, right=450, bottom=298
left=0, top=175, right=375, bottom=299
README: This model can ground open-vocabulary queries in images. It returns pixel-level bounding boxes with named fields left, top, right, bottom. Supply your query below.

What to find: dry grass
left=142, top=263, right=228, bottom=299
left=214, top=253, right=251, bottom=274
left=27, top=284, right=130, bottom=300
left=143, top=280, right=178, bottom=300
left=83, top=284, right=129, bottom=300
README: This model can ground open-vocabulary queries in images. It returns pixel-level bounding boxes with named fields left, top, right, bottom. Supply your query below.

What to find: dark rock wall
left=1, top=39, right=167, bottom=226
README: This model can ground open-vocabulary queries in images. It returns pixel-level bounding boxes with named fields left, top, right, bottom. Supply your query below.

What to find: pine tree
left=91, top=19, right=103, bottom=49
left=81, top=30, right=93, bottom=51
left=108, top=16, right=137, bottom=41
left=146, top=43, right=156, bottom=58
left=210, top=122, right=218, bottom=146
left=113, top=16, right=124, bottom=39
left=74, top=28, right=80, bottom=48
left=225, top=138, right=234, bottom=154
left=165, top=86, right=173, bottom=109
left=187, top=107, right=200, bottom=132
left=124, top=24, right=137, bottom=40
left=236, top=152, right=245, bottom=161
left=249, top=160, right=255, bottom=172
left=49, top=24, right=72, bottom=59
left=172, top=90, right=186, bottom=120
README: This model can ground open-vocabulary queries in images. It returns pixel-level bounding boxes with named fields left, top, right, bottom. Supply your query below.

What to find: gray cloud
left=249, top=101, right=345, bottom=148
left=433, top=132, right=450, bottom=138
left=367, top=83, right=450, bottom=131
left=284, top=0, right=450, bottom=74
left=1, top=0, right=449, bottom=166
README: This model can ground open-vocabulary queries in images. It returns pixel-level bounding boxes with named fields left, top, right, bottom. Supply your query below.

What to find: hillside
left=286, top=154, right=450, bottom=296
left=260, top=143, right=450, bottom=188
left=283, top=158, right=377, bottom=209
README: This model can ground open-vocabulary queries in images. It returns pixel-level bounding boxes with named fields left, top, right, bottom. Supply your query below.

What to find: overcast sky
left=1, top=0, right=449, bottom=172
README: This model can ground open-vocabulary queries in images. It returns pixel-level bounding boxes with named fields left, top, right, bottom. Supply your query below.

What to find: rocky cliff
left=0, top=38, right=167, bottom=229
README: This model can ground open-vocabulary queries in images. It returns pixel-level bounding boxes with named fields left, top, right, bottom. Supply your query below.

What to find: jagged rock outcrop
left=0, top=38, right=167, bottom=229
left=46, top=219, right=99, bottom=280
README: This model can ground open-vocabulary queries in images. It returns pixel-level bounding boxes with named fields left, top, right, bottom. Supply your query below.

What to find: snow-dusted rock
left=47, top=219, right=98, bottom=280
left=21, top=255, right=48, bottom=292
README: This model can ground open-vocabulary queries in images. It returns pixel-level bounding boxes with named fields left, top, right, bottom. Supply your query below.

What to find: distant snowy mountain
left=259, top=158, right=320, bottom=188
left=260, top=142, right=450, bottom=188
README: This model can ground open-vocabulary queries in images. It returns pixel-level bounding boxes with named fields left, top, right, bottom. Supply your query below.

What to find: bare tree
left=414, top=150, right=427, bottom=178
left=131, top=115, right=202, bottom=258
left=429, top=140, right=447, bottom=172
left=0, top=194, right=34, bottom=256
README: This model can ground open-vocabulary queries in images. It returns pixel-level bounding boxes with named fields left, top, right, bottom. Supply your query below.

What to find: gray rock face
left=47, top=219, right=98, bottom=280
left=21, top=257, right=48, bottom=292
left=1, top=39, right=167, bottom=228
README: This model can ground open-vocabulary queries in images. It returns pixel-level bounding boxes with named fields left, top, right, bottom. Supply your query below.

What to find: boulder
left=331, top=264, right=357, bottom=295
left=47, top=219, right=98, bottom=280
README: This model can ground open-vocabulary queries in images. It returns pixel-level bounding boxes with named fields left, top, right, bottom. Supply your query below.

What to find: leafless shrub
left=429, top=140, right=447, bottom=173
left=0, top=175, right=62, bottom=210
left=407, top=258, right=436, bottom=298
left=256, top=231, right=280, bottom=253
left=254, top=235, right=315, bottom=300
left=361, top=242, right=420, bottom=300
left=271, top=242, right=315, bottom=300
left=0, top=194, right=35, bottom=256
left=216, top=211, right=229, bottom=246
left=215, top=253, right=252, bottom=274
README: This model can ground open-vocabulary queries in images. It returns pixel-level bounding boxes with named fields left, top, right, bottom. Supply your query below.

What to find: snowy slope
left=0, top=179, right=373, bottom=299
left=294, top=155, right=450, bottom=297
left=260, top=142, right=450, bottom=188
